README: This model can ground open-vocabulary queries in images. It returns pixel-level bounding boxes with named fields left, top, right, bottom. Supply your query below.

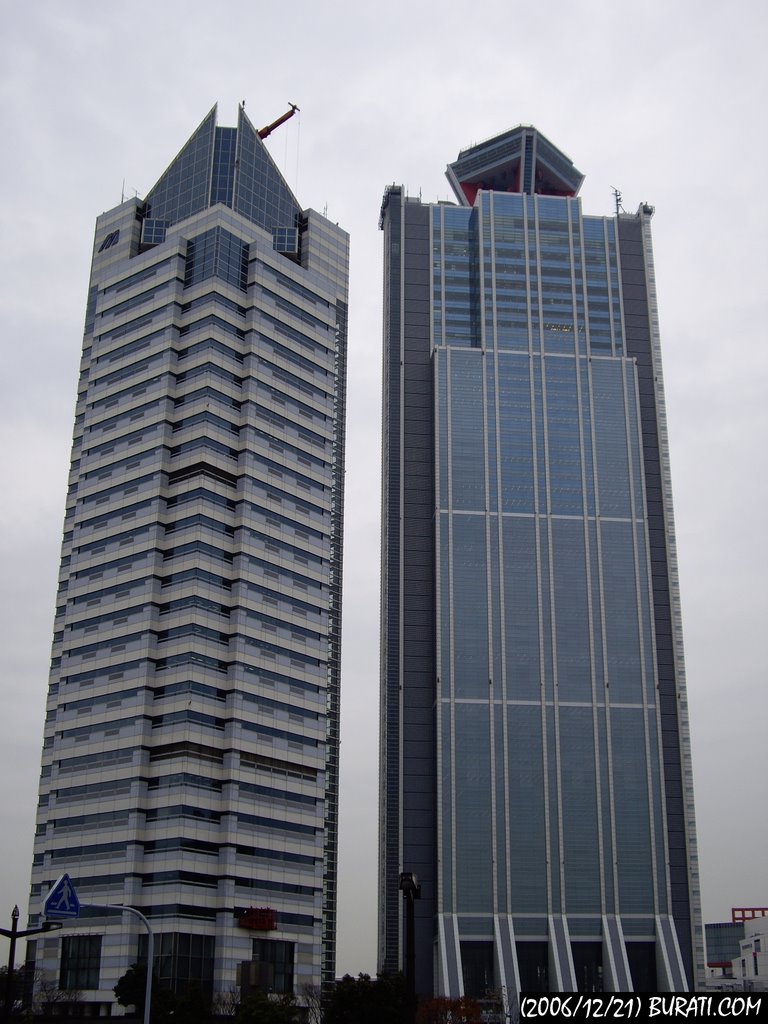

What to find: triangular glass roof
left=143, top=104, right=301, bottom=235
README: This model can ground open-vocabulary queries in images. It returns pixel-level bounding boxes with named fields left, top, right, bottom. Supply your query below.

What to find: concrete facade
left=28, top=105, right=348, bottom=1011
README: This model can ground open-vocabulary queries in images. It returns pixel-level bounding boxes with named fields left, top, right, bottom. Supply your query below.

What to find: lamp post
left=399, top=872, right=421, bottom=1024
left=1, top=907, right=62, bottom=1024
left=1, top=907, right=19, bottom=1024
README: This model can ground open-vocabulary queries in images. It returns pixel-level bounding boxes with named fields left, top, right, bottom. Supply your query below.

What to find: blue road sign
left=44, top=873, right=80, bottom=919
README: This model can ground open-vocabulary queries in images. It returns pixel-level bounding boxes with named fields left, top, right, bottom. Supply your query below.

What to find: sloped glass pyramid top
left=141, top=104, right=301, bottom=246
left=446, top=125, right=584, bottom=205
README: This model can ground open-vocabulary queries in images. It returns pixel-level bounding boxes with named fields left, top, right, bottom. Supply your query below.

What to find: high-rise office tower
left=28, top=105, right=348, bottom=1010
left=379, top=126, right=701, bottom=1002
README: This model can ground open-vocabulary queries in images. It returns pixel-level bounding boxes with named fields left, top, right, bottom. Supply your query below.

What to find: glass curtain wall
left=433, top=190, right=667, bottom=967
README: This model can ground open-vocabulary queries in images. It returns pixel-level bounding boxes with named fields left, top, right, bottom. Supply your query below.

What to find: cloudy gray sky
left=1, top=0, right=766, bottom=978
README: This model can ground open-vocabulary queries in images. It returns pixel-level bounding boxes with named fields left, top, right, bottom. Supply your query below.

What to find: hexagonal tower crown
left=446, top=124, right=585, bottom=205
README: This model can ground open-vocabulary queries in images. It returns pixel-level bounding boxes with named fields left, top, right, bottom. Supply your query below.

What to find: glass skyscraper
left=379, top=126, right=701, bottom=1003
left=28, top=105, right=348, bottom=1009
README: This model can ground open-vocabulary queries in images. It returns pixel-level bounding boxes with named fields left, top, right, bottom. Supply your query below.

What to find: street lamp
left=1, top=906, right=62, bottom=1024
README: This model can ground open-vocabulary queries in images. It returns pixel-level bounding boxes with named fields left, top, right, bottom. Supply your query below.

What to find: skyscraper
left=379, top=126, right=701, bottom=1002
left=28, top=105, right=348, bottom=1009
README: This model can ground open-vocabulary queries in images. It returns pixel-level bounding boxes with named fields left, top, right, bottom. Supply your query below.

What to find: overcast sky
left=0, top=0, right=766, bottom=979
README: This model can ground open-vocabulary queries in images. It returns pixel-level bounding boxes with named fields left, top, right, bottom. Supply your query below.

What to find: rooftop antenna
left=121, top=181, right=139, bottom=203
left=611, top=186, right=625, bottom=215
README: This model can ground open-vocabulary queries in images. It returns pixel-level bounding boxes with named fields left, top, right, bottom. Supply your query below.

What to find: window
left=184, top=226, right=248, bottom=292
left=138, top=932, right=215, bottom=996
left=460, top=941, right=495, bottom=998
left=272, top=226, right=299, bottom=257
left=251, top=938, right=294, bottom=995
left=60, top=935, right=101, bottom=990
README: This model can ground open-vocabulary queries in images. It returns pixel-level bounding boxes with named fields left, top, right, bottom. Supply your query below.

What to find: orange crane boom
left=258, top=103, right=300, bottom=140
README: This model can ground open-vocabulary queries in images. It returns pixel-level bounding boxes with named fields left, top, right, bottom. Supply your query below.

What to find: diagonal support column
left=548, top=915, right=577, bottom=992
left=602, top=915, right=633, bottom=992
left=437, top=914, right=464, bottom=997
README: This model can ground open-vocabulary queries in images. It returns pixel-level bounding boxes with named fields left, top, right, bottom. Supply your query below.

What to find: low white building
left=731, top=920, right=768, bottom=991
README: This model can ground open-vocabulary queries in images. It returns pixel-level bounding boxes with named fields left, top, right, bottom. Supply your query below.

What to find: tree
left=298, top=982, right=322, bottom=1024
left=113, top=963, right=176, bottom=1023
left=0, top=964, right=24, bottom=1017
left=234, top=990, right=300, bottom=1024
left=212, top=987, right=240, bottom=1017
left=32, top=969, right=83, bottom=1017
left=323, top=972, right=407, bottom=1024
left=113, top=962, right=147, bottom=1014
left=416, top=995, right=482, bottom=1024
left=174, top=981, right=212, bottom=1024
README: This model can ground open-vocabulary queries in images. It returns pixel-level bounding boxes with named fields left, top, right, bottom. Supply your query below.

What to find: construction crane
left=258, top=103, right=300, bottom=140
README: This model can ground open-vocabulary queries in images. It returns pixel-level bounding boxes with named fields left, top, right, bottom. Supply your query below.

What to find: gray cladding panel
left=618, top=215, right=693, bottom=987
left=400, top=202, right=436, bottom=997
left=380, top=192, right=436, bottom=995
left=380, top=188, right=404, bottom=975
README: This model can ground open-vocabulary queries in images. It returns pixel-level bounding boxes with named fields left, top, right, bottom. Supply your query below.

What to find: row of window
left=84, top=355, right=332, bottom=445
left=45, top=786, right=321, bottom=835
left=53, top=675, right=323, bottom=727
left=74, top=460, right=330, bottom=532
left=66, top=585, right=325, bottom=638
left=51, top=931, right=301, bottom=997
left=55, top=627, right=328, bottom=692
left=102, top=254, right=177, bottom=298
left=79, top=405, right=326, bottom=490
left=52, top=701, right=324, bottom=747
